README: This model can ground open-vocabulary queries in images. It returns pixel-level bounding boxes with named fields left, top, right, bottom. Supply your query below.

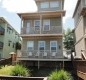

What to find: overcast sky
left=0, top=0, right=77, bottom=33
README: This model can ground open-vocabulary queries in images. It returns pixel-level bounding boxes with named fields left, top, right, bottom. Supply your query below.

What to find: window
left=34, top=20, right=40, bottom=30
left=41, top=2, right=49, bottom=8
left=43, top=20, right=50, bottom=31
left=27, top=41, right=34, bottom=51
left=8, top=41, right=11, bottom=46
left=38, top=41, right=45, bottom=51
left=26, top=22, right=30, bottom=33
left=50, top=41, right=57, bottom=52
left=50, top=1, right=59, bottom=8
left=13, top=43, right=15, bottom=48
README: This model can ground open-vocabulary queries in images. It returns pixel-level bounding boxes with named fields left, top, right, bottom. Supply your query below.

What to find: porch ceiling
left=17, top=11, right=65, bottom=19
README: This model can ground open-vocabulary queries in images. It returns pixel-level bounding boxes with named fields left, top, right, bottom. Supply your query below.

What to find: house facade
left=17, top=0, right=65, bottom=66
left=73, top=0, right=86, bottom=59
left=0, top=17, right=21, bottom=59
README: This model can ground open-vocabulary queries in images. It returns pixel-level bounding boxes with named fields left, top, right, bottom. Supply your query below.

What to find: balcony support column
left=40, top=14, right=42, bottom=34
left=38, top=61, right=40, bottom=69
left=20, top=16, right=24, bottom=34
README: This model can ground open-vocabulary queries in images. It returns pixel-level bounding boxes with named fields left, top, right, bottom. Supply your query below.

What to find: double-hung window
left=50, top=41, right=57, bottom=52
left=41, top=2, right=49, bottom=9
left=27, top=41, right=34, bottom=51
left=50, top=1, right=59, bottom=8
left=34, top=20, right=40, bottom=30
left=43, top=20, right=50, bottom=31
left=38, top=41, right=45, bottom=51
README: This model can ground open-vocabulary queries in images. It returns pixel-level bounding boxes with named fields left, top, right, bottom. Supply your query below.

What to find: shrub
left=0, top=65, right=30, bottom=77
left=11, top=64, right=30, bottom=76
left=0, top=65, right=14, bottom=76
left=48, top=70, right=73, bottom=80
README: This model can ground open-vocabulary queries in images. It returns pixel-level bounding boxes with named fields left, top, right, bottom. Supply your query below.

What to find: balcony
left=17, top=50, right=71, bottom=61
left=0, top=25, right=5, bottom=35
left=21, top=26, right=62, bottom=37
left=0, top=41, right=3, bottom=49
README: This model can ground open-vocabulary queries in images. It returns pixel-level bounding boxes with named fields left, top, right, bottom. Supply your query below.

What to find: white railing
left=21, top=26, right=62, bottom=35
left=17, top=50, right=71, bottom=59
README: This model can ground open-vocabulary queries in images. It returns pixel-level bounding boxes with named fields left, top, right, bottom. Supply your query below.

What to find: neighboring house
left=17, top=0, right=65, bottom=67
left=0, top=17, right=21, bottom=59
left=73, top=0, right=86, bottom=59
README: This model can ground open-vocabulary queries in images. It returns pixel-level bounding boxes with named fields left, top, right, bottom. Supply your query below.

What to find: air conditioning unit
left=28, top=52, right=32, bottom=56
left=43, top=52, right=47, bottom=56
left=52, top=52, right=56, bottom=56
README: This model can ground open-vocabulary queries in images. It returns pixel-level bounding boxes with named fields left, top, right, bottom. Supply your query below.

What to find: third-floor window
left=41, top=2, right=49, bottom=9
left=50, top=1, right=59, bottom=8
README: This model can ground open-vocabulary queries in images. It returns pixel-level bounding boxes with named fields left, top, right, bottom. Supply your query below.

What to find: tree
left=63, top=28, right=75, bottom=52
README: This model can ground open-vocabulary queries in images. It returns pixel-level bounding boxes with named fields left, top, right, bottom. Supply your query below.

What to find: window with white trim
left=41, top=2, right=49, bottom=8
left=34, top=20, right=40, bottom=30
left=43, top=20, right=50, bottom=31
left=38, top=41, right=45, bottom=51
left=50, top=41, right=57, bottom=52
left=27, top=41, right=34, bottom=51
left=50, top=1, right=59, bottom=8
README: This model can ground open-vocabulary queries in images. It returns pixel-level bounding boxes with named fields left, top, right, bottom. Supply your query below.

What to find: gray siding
left=74, top=0, right=86, bottom=26
left=36, top=0, right=62, bottom=12
left=21, top=38, right=63, bottom=58
left=22, top=17, right=62, bottom=34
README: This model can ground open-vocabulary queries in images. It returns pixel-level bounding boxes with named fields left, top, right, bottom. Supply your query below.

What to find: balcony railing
left=0, top=25, right=5, bottom=35
left=17, top=50, right=71, bottom=60
left=21, top=26, right=62, bottom=35
left=0, top=41, right=3, bottom=49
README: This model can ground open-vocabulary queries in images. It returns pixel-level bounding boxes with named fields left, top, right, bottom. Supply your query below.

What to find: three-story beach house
left=17, top=0, right=65, bottom=67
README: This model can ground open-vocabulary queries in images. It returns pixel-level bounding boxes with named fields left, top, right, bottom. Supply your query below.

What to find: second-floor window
left=41, top=2, right=49, bottom=9
left=50, top=1, right=59, bottom=8
left=50, top=41, right=57, bottom=52
left=38, top=41, right=45, bottom=51
left=27, top=41, right=34, bottom=51
left=43, top=20, right=50, bottom=31
left=34, top=20, right=40, bottom=30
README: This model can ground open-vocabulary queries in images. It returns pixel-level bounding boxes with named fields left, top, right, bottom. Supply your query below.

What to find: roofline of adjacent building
left=73, top=0, right=80, bottom=18
left=0, top=17, right=19, bottom=35
left=17, top=10, right=66, bottom=18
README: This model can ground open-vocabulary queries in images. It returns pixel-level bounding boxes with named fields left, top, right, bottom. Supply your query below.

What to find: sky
left=0, top=0, right=77, bottom=33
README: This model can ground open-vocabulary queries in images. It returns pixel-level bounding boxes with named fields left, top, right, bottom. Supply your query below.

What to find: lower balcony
left=17, top=50, right=71, bottom=61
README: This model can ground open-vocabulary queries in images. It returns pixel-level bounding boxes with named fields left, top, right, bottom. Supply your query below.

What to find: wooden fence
left=73, top=60, right=86, bottom=80
left=0, top=58, right=12, bottom=66
left=0, top=76, right=46, bottom=80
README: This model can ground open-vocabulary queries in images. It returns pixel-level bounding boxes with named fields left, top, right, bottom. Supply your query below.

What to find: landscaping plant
left=48, top=70, right=73, bottom=80
left=0, top=64, right=30, bottom=77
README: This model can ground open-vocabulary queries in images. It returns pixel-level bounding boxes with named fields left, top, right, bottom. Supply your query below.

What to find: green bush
left=48, top=70, right=73, bottom=80
left=0, top=65, right=30, bottom=77
left=11, top=64, right=30, bottom=76
left=0, top=65, right=14, bottom=75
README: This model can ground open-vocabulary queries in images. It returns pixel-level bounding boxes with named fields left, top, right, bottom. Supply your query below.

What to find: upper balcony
left=0, top=41, right=3, bottom=49
left=18, top=11, right=65, bottom=38
left=0, top=25, right=5, bottom=35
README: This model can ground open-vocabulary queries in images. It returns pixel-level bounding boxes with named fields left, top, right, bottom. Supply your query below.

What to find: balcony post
left=20, top=15, right=23, bottom=34
left=40, top=14, right=42, bottom=34
left=38, top=61, right=40, bottom=69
